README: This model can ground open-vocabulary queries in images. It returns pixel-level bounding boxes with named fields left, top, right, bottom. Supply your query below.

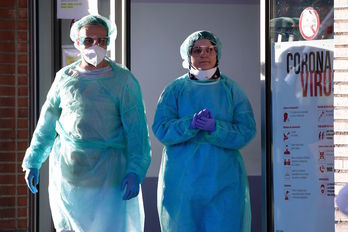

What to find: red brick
left=17, top=142, right=28, bottom=152
left=0, top=152, right=15, bottom=162
left=0, top=108, right=15, bottom=117
left=17, top=65, right=27, bottom=74
left=1, top=107, right=15, bottom=115
left=17, top=31, right=27, bottom=42
left=0, top=43, right=15, bottom=53
left=17, top=98, right=28, bottom=108
left=0, top=9, right=16, bottom=19
left=18, top=130, right=28, bottom=139
left=0, top=97, right=15, bottom=106
left=0, top=141, right=15, bottom=151
left=0, top=208, right=15, bottom=218
left=17, top=207, right=27, bottom=217
left=18, top=75, right=28, bottom=85
left=0, top=76, right=15, bottom=85
left=0, top=186, right=16, bottom=195
left=17, top=119, right=28, bottom=129
left=17, top=151, right=24, bottom=160
left=0, top=86, right=15, bottom=95
left=16, top=43, right=27, bottom=53
left=0, top=219, right=16, bottom=229
left=0, top=130, right=15, bottom=139
left=17, top=20, right=28, bottom=30
left=0, top=163, right=16, bottom=173
left=18, top=196, right=27, bottom=206
left=18, top=87, right=28, bottom=96
left=17, top=164, right=24, bottom=173
left=0, top=196, right=15, bottom=207
left=0, top=0, right=15, bottom=8
left=0, top=31, right=15, bottom=41
left=0, top=119, right=15, bottom=129
left=17, top=8, right=27, bottom=19
left=0, top=175, right=16, bottom=184
left=0, top=64, right=15, bottom=74
left=17, top=178, right=26, bottom=186
left=18, top=0, right=27, bottom=8
left=18, top=218, right=27, bottom=228
left=0, top=20, right=15, bottom=30
left=17, top=108, right=28, bottom=117
left=17, top=185, right=27, bottom=195
left=0, top=54, right=15, bottom=63
left=18, top=54, right=27, bottom=63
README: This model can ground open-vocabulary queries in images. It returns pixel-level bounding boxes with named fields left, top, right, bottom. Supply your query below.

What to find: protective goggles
left=191, top=45, right=217, bottom=57
left=78, top=36, right=110, bottom=47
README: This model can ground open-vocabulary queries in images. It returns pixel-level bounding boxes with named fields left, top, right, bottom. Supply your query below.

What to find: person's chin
left=199, top=64, right=212, bottom=70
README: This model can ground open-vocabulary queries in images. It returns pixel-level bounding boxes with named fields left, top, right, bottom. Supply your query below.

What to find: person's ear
left=75, top=38, right=83, bottom=51
left=76, top=38, right=81, bottom=47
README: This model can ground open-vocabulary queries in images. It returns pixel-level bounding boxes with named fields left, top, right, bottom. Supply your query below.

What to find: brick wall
left=335, top=0, right=348, bottom=230
left=0, top=0, right=29, bottom=231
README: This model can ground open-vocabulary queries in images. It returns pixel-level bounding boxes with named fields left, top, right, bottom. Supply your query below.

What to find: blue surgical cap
left=70, top=14, right=117, bottom=48
left=180, top=30, right=222, bottom=69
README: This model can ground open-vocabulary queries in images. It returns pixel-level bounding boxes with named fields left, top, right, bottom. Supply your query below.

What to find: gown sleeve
left=120, top=74, right=151, bottom=182
left=22, top=72, right=62, bottom=170
left=204, top=81, right=256, bottom=150
left=152, top=82, right=199, bottom=146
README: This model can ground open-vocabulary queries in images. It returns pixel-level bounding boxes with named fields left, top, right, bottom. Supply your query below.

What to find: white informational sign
left=62, top=45, right=80, bottom=66
left=272, top=39, right=334, bottom=232
left=57, top=0, right=98, bottom=19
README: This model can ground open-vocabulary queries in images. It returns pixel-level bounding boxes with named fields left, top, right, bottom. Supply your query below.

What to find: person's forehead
left=193, top=39, right=213, bottom=47
left=78, top=24, right=107, bottom=37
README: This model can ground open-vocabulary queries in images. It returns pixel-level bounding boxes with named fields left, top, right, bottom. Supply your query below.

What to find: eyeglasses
left=78, top=37, right=110, bottom=47
left=191, top=46, right=217, bottom=57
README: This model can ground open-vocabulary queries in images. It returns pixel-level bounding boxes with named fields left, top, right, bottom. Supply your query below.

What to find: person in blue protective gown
left=22, top=15, right=151, bottom=232
left=152, top=30, right=256, bottom=232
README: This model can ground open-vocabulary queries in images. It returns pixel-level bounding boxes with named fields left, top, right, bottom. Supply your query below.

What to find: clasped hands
left=190, top=108, right=216, bottom=132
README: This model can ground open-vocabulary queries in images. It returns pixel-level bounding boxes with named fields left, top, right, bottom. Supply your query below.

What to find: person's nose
left=200, top=49, right=209, bottom=56
left=92, top=39, right=99, bottom=46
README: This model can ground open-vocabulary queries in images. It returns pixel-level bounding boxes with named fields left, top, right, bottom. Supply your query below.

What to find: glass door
left=267, top=0, right=334, bottom=231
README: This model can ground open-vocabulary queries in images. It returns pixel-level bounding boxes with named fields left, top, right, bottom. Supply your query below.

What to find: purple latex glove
left=25, top=168, right=39, bottom=194
left=195, top=108, right=216, bottom=132
left=190, top=113, right=200, bottom=129
left=197, top=108, right=211, bottom=118
left=121, top=172, right=140, bottom=200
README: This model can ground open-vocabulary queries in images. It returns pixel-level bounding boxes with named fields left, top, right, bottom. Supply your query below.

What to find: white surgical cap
left=180, top=30, right=222, bottom=69
left=70, top=14, right=117, bottom=48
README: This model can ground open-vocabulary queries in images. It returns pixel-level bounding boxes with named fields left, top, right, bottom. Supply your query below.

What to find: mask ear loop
left=211, top=42, right=219, bottom=67
left=188, top=56, right=192, bottom=70
left=215, top=57, right=219, bottom=67
left=188, top=45, right=193, bottom=70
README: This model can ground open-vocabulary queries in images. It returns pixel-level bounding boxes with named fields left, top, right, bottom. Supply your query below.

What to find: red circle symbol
left=299, top=7, right=320, bottom=40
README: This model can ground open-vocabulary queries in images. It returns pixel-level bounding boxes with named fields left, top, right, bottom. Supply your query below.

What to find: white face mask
left=190, top=67, right=217, bottom=81
left=81, top=45, right=107, bottom=67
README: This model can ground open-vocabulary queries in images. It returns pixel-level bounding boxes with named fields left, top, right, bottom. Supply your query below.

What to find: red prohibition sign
left=299, top=7, right=320, bottom=40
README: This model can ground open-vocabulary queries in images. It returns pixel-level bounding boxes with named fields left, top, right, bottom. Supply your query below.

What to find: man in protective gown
left=22, top=15, right=151, bottom=232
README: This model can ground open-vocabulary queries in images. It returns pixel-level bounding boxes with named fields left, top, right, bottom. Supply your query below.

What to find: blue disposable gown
left=152, top=74, right=256, bottom=232
left=22, top=58, right=151, bottom=232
